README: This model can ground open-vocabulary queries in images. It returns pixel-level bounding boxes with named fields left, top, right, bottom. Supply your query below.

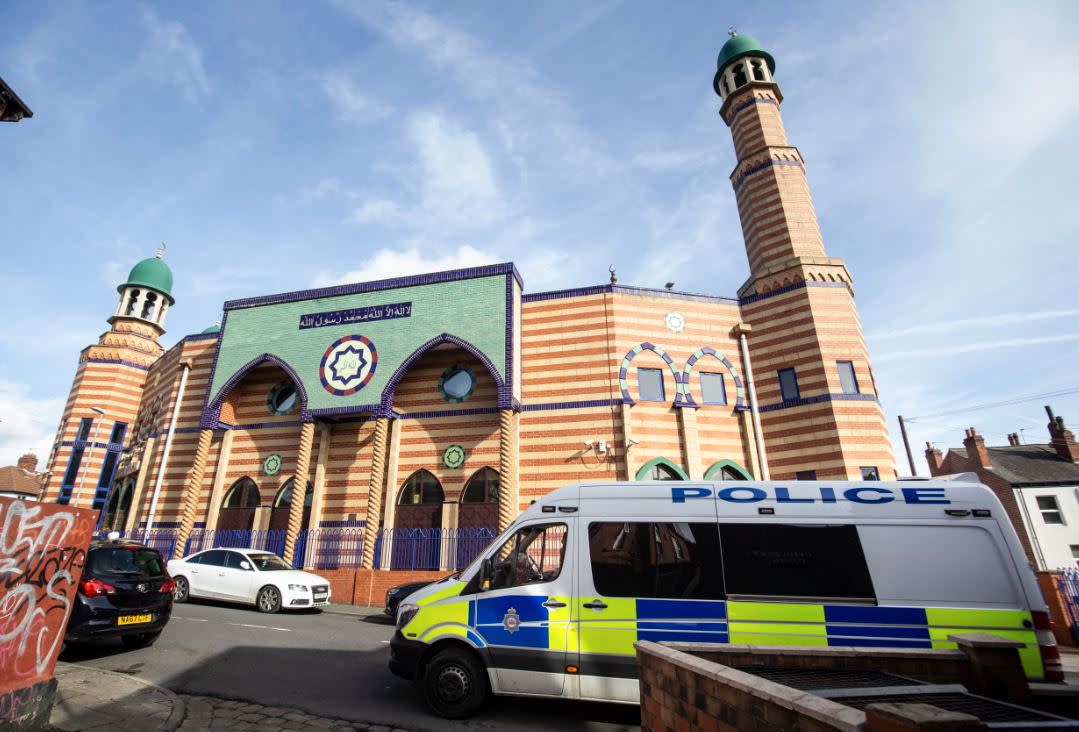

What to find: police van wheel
left=423, top=648, right=488, bottom=719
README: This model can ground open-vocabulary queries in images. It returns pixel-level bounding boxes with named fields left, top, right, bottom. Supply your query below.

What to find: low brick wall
left=315, top=568, right=449, bottom=608
left=1036, top=571, right=1075, bottom=647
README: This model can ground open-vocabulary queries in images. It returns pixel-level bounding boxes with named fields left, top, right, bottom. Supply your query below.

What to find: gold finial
left=728, top=26, right=737, bottom=38
left=155, top=242, right=166, bottom=259
left=609, top=265, right=617, bottom=285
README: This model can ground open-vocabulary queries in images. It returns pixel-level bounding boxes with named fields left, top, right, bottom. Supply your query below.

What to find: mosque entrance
left=217, top=477, right=260, bottom=533
left=268, top=479, right=313, bottom=532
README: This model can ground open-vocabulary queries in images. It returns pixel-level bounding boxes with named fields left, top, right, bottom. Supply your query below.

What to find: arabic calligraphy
left=298, top=301, right=412, bottom=330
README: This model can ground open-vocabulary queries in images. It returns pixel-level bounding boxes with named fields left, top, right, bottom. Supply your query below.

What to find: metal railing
left=184, top=529, right=287, bottom=556
left=1057, top=568, right=1079, bottom=643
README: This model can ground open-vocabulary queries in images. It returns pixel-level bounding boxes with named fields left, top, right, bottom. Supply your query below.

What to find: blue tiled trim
left=380, top=332, right=505, bottom=413
left=183, top=332, right=220, bottom=342
left=732, top=158, right=803, bottom=192
left=220, top=419, right=308, bottom=431
left=223, top=263, right=522, bottom=311
left=397, top=407, right=502, bottom=420
left=203, top=352, right=313, bottom=430
left=200, top=309, right=230, bottom=428
left=522, top=284, right=738, bottom=305
left=85, top=358, right=150, bottom=371
left=520, top=398, right=625, bottom=412
left=759, top=393, right=879, bottom=413
left=738, top=280, right=848, bottom=306
left=318, top=519, right=365, bottom=528
left=504, top=273, right=515, bottom=409
left=727, top=96, right=778, bottom=124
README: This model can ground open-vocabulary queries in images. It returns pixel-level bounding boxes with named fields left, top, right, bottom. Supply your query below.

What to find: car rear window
left=89, top=547, right=165, bottom=577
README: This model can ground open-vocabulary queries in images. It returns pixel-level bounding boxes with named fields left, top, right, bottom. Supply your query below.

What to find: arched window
left=274, top=478, right=312, bottom=508
left=635, top=457, right=688, bottom=481
left=751, top=59, right=766, bottom=81
left=223, top=477, right=261, bottom=508
left=462, top=467, right=499, bottom=503
left=704, top=460, right=753, bottom=481
left=141, top=291, right=157, bottom=320
left=732, top=61, right=748, bottom=88
left=398, top=470, right=444, bottom=505
left=125, top=289, right=140, bottom=316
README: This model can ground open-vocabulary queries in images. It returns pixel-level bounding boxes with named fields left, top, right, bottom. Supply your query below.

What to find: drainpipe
left=736, top=325, right=769, bottom=480
left=145, top=362, right=190, bottom=532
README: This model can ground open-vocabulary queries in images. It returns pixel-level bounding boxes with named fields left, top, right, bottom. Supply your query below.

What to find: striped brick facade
left=44, top=37, right=895, bottom=549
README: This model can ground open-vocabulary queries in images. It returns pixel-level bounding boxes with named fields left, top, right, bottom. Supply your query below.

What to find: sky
left=2, top=1, right=1079, bottom=475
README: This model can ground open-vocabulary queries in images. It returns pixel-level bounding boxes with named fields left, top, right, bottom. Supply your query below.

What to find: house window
left=778, top=368, right=800, bottom=402
left=109, top=422, right=128, bottom=445
left=700, top=372, right=727, bottom=405
left=62, top=448, right=85, bottom=486
left=267, top=381, right=298, bottom=415
left=796, top=470, right=817, bottom=481
left=76, top=418, right=93, bottom=442
left=1072, top=545, right=1079, bottom=568
left=588, top=522, right=725, bottom=600
left=837, top=361, right=860, bottom=395
left=860, top=466, right=881, bottom=481
left=645, top=462, right=682, bottom=481
left=1037, top=496, right=1065, bottom=525
left=638, top=368, right=665, bottom=402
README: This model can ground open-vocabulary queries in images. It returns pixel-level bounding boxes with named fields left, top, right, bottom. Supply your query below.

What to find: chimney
left=1007, top=433, right=1020, bottom=447
left=1046, top=405, right=1079, bottom=462
left=16, top=453, right=38, bottom=472
left=962, top=427, right=990, bottom=468
left=925, top=441, right=943, bottom=475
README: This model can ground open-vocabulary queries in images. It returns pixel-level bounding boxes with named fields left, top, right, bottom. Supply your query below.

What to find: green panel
left=727, top=602, right=826, bottom=623
left=209, top=275, right=508, bottom=413
left=924, top=608, right=1030, bottom=629
left=729, top=633, right=829, bottom=647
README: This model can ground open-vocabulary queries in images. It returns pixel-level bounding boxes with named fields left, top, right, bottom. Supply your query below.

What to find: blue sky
left=3, top=1, right=1079, bottom=474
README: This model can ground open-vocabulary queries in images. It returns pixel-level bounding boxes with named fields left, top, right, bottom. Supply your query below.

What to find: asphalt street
left=61, top=600, right=642, bottom=732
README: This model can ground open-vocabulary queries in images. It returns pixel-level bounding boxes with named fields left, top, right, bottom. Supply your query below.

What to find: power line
left=907, top=387, right=1079, bottom=422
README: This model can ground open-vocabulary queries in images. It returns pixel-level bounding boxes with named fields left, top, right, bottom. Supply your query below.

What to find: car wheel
left=121, top=631, right=161, bottom=649
left=422, top=647, right=488, bottom=719
left=173, top=576, right=190, bottom=603
left=256, top=585, right=282, bottom=614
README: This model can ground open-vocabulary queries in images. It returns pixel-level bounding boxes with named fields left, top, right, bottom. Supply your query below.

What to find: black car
left=65, top=539, right=174, bottom=648
left=384, top=579, right=437, bottom=618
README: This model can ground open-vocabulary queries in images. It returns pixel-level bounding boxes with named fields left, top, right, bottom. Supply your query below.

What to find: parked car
left=384, top=578, right=438, bottom=618
left=167, top=548, right=331, bottom=613
left=65, top=538, right=174, bottom=648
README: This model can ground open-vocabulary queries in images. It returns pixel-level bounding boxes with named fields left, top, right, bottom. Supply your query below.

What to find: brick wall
left=317, top=568, right=448, bottom=608
left=1036, top=571, right=1076, bottom=646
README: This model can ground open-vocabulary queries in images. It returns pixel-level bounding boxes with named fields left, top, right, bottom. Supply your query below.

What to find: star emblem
left=503, top=608, right=520, bottom=633
left=329, top=344, right=367, bottom=385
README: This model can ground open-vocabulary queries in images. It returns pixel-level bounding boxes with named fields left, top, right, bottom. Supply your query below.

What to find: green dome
left=200, top=323, right=220, bottom=335
left=716, top=33, right=775, bottom=75
left=118, top=255, right=174, bottom=304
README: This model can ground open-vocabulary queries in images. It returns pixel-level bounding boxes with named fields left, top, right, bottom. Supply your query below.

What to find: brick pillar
left=498, top=409, right=520, bottom=534
left=173, top=428, right=213, bottom=559
left=1046, top=406, right=1079, bottom=462
left=283, top=421, right=315, bottom=565
left=962, top=428, right=990, bottom=467
left=925, top=442, right=943, bottom=475
left=360, top=417, right=389, bottom=570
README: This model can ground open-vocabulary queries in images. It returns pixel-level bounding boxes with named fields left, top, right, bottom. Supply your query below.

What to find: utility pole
left=898, top=415, right=917, bottom=476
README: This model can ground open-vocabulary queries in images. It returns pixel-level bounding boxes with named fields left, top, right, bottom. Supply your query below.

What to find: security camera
left=627, top=438, right=640, bottom=447
left=598, top=440, right=608, bottom=454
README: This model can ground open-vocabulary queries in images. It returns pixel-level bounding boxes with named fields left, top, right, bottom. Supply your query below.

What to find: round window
left=267, top=381, right=298, bottom=415
left=438, top=365, right=476, bottom=403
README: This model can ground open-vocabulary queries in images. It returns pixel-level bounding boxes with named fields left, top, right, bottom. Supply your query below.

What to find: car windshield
left=89, top=547, right=164, bottom=577
left=248, top=553, right=292, bottom=571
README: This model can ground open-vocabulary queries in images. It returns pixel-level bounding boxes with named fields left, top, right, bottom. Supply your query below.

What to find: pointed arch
left=704, top=459, right=753, bottom=480
left=618, top=342, right=681, bottom=404
left=204, top=353, right=309, bottom=427
left=397, top=469, right=445, bottom=505
left=223, top=477, right=261, bottom=508
left=679, top=347, right=747, bottom=409
left=461, top=466, right=499, bottom=503
left=273, top=477, right=313, bottom=508
left=635, top=457, right=688, bottom=481
left=381, top=333, right=505, bottom=410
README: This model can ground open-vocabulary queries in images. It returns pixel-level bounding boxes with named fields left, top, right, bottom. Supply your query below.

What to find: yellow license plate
left=117, top=613, right=153, bottom=626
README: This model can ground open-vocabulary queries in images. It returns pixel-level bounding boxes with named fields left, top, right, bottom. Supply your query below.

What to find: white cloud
left=0, top=380, right=64, bottom=469
left=876, top=334, right=1079, bottom=363
left=140, top=10, right=210, bottom=102
left=350, top=198, right=405, bottom=225
left=319, top=71, right=393, bottom=123
left=869, top=309, right=1079, bottom=341
left=312, top=245, right=501, bottom=287
left=409, top=112, right=501, bottom=226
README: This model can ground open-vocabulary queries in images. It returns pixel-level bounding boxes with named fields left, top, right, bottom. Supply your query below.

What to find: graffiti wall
left=0, top=497, right=94, bottom=726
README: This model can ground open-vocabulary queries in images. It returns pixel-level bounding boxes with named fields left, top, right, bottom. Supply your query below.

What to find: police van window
left=488, top=523, right=567, bottom=591
left=858, top=525, right=1020, bottom=606
left=588, top=523, right=724, bottom=600
left=719, top=523, right=875, bottom=601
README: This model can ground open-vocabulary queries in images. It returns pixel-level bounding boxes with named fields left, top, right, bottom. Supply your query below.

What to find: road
left=61, top=600, right=642, bottom=732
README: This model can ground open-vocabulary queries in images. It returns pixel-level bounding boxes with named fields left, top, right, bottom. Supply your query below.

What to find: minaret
left=718, top=31, right=896, bottom=480
left=44, top=249, right=174, bottom=512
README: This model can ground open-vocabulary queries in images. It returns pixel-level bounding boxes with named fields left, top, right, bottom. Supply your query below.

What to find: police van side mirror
left=480, top=557, right=494, bottom=591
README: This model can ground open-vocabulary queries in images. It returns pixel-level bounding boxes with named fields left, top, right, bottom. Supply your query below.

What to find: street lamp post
left=73, top=406, right=106, bottom=508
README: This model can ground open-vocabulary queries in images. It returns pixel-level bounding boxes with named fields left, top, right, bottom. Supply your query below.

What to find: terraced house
left=43, top=33, right=896, bottom=571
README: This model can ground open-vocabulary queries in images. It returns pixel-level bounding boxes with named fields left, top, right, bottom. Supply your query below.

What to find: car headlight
left=397, top=602, right=420, bottom=629
left=288, top=584, right=309, bottom=592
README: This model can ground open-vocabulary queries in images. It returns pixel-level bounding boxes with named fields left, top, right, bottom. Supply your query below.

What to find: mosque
left=43, top=33, right=896, bottom=568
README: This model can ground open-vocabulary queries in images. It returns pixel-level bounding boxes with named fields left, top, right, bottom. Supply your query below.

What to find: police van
left=387, top=476, right=1063, bottom=718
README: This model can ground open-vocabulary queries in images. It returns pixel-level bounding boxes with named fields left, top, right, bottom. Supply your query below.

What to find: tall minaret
left=718, top=31, right=896, bottom=480
left=44, top=249, right=174, bottom=512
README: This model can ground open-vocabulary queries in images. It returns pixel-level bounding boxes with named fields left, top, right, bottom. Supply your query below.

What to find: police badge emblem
left=502, top=607, right=520, bottom=633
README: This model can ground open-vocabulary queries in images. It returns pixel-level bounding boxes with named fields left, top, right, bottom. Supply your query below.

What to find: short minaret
left=720, top=31, right=896, bottom=480
left=43, top=249, right=175, bottom=512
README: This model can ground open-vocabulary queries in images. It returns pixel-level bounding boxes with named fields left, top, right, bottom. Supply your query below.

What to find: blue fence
left=97, top=526, right=497, bottom=572
left=1058, top=568, right=1079, bottom=644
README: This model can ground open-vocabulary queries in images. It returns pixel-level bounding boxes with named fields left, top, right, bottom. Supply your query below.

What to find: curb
left=321, top=603, right=388, bottom=618
left=55, top=662, right=187, bottom=731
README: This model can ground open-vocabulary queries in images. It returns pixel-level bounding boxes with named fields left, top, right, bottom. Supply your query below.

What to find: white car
left=166, top=548, right=331, bottom=613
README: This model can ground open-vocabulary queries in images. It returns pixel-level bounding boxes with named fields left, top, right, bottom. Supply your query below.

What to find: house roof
left=0, top=76, right=33, bottom=121
left=0, top=465, right=42, bottom=497
left=951, top=444, right=1079, bottom=486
